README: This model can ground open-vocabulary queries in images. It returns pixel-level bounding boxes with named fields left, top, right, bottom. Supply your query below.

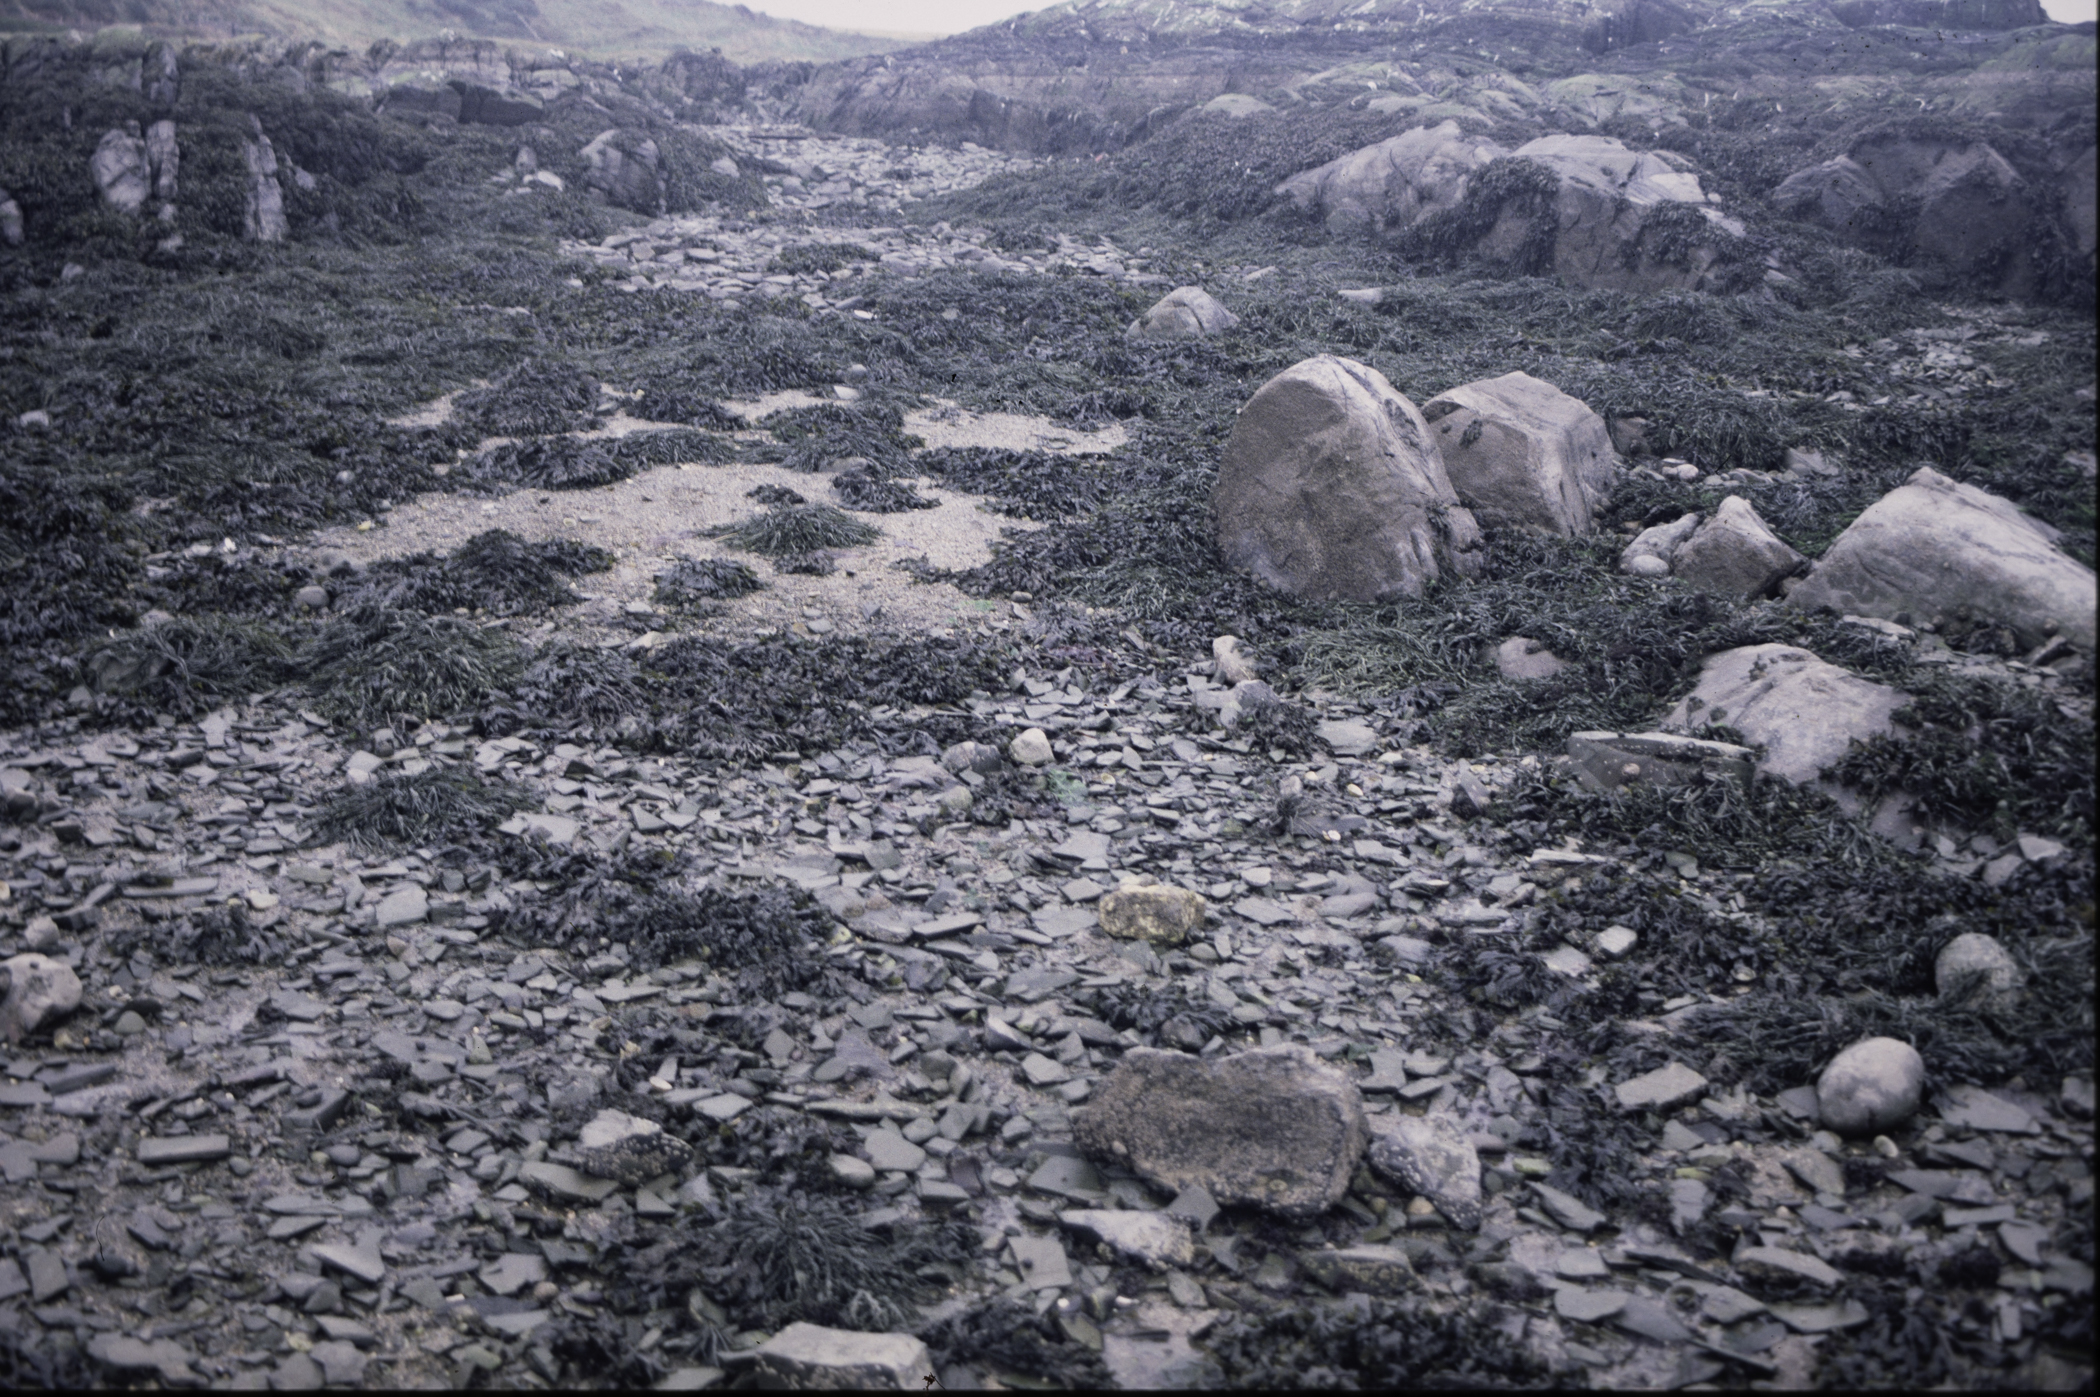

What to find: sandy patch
left=904, top=399, right=1128, bottom=455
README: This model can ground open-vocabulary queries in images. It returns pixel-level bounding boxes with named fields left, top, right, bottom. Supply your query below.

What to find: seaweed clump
left=467, top=436, right=630, bottom=491
left=456, top=361, right=601, bottom=436
left=921, top=1298, right=1115, bottom=1390
left=1206, top=1294, right=1556, bottom=1389
left=86, top=616, right=297, bottom=715
left=351, top=529, right=612, bottom=617
left=711, top=503, right=879, bottom=556
left=483, top=643, right=650, bottom=736
left=310, top=766, right=528, bottom=850
left=302, top=604, right=523, bottom=726
left=654, top=558, right=765, bottom=607
left=833, top=467, right=938, bottom=513
left=627, top=885, right=833, bottom=998
left=109, top=903, right=295, bottom=968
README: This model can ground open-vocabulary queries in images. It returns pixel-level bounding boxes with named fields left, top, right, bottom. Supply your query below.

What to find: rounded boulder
left=1816, top=1036, right=1926, bottom=1136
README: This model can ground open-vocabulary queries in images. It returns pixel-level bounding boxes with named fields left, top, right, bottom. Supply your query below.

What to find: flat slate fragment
left=135, top=1133, right=231, bottom=1165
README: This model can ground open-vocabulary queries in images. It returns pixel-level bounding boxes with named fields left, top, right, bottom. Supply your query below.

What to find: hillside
left=0, top=0, right=907, bottom=62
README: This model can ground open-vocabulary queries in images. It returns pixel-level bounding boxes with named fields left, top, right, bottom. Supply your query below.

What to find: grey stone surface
left=1096, top=880, right=1207, bottom=944
left=1214, top=355, right=1483, bottom=603
left=1299, top=1244, right=1418, bottom=1294
left=1935, top=932, right=2024, bottom=1003
left=1365, top=1113, right=1482, bottom=1230
left=1059, top=1209, right=1196, bottom=1268
left=1615, top=1061, right=1708, bottom=1112
left=1422, top=371, right=1616, bottom=535
left=1656, top=644, right=1908, bottom=795
left=1494, top=636, right=1567, bottom=681
left=0, top=953, right=83, bottom=1043
left=1791, top=466, right=2095, bottom=652
left=1622, top=511, right=1700, bottom=574
left=1127, top=285, right=1240, bottom=340
left=1670, top=495, right=1806, bottom=598
left=1073, top=1046, right=1367, bottom=1221
left=1817, top=1036, right=1927, bottom=1136
left=1276, top=121, right=1506, bottom=235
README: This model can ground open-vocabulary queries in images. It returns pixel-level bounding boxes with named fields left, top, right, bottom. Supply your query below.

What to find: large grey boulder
left=1127, top=286, right=1239, bottom=340
left=92, top=126, right=152, bottom=213
left=1502, top=134, right=1746, bottom=294
left=1276, top=121, right=1507, bottom=236
left=1214, top=355, right=1483, bottom=603
left=1669, top=496, right=1806, bottom=598
left=1365, top=1114, right=1482, bottom=1230
left=1773, top=155, right=1889, bottom=246
left=580, top=128, right=665, bottom=213
left=1656, top=644, right=1908, bottom=796
left=1420, top=371, right=1616, bottom=535
left=1789, top=466, right=2094, bottom=653
left=1073, top=1046, right=1367, bottom=1221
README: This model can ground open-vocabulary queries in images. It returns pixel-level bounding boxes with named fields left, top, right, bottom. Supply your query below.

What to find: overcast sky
left=741, top=0, right=2095, bottom=36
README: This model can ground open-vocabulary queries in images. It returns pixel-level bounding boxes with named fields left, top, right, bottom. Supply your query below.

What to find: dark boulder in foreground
left=1214, top=354, right=1483, bottom=604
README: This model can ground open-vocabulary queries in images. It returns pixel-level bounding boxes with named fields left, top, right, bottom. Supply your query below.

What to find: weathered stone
left=1008, top=728, right=1054, bottom=766
left=1212, top=634, right=1258, bottom=683
left=1655, top=644, right=1908, bottom=794
left=92, top=127, right=152, bottom=212
left=241, top=125, right=287, bottom=242
left=1560, top=730, right=1754, bottom=795
left=136, top=1133, right=231, bottom=1165
left=1276, top=121, right=1506, bottom=235
left=1621, top=511, right=1700, bottom=574
left=1096, top=880, right=1207, bottom=945
left=1127, top=285, right=1239, bottom=340
left=753, top=1322, right=935, bottom=1389
left=1073, top=1046, right=1367, bottom=1221
left=1421, top=371, right=1615, bottom=535
left=1615, top=1061, right=1708, bottom=1113
left=1366, top=1113, right=1481, bottom=1230
left=1059, top=1209, right=1195, bottom=1268
left=1501, top=134, right=1745, bottom=293
left=1790, top=466, right=2095, bottom=653
left=373, top=884, right=428, bottom=929
left=1483, top=633, right=1564, bottom=683
left=1737, top=1246, right=1842, bottom=1288
left=1299, top=1244, right=1418, bottom=1294
left=1214, top=355, right=1483, bottom=604
left=1817, top=1036, right=1926, bottom=1136
left=1, top=953, right=83, bottom=1043
left=1935, top=932, right=2024, bottom=1004
left=88, top=1334, right=198, bottom=1385
left=1670, top=495, right=1806, bottom=598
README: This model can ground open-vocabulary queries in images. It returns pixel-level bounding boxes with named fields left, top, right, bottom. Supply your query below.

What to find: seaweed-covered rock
left=1073, top=1045, right=1366, bottom=1221
left=1656, top=644, right=1907, bottom=793
left=1935, top=932, right=2025, bottom=1005
left=1125, top=285, right=1239, bottom=340
left=1789, top=466, right=2095, bottom=653
left=1276, top=121, right=1506, bottom=236
left=91, top=126, right=151, bottom=213
left=1096, top=879, right=1207, bottom=945
left=1816, top=1036, right=1926, bottom=1136
left=1419, top=371, right=1616, bottom=535
left=1365, top=1114, right=1482, bottom=1230
left=1668, top=495, right=1805, bottom=598
left=1214, top=355, right=1483, bottom=603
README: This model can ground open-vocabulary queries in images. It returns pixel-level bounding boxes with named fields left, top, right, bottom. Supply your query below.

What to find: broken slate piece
left=1059, top=1210, right=1196, bottom=1269
left=1936, top=1083, right=2039, bottom=1135
left=373, top=885, right=427, bottom=929
left=310, top=1232, right=386, bottom=1286
left=1299, top=1244, right=1417, bottom=1295
left=1615, top=1061, right=1708, bottom=1112
left=135, top=1133, right=231, bottom=1166
left=521, top=1160, right=618, bottom=1203
left=1365, top=1114, right=1482, bottom=1230
left=87, top=1334, right=199, bottom=1385
left=1529, top=1181, right=1606, bottom=1233
left=1073, top=1046, right=1367, bottom=1221
left=753, top=1322, right=936, bottom=1390
left=479, top=1251, right=548, bottom=1297
left=1009, top=1233, right=1074, bottom=1290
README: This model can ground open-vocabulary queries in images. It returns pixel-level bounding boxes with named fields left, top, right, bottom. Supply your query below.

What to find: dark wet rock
left=1214, top=355, right=1483, bottom=604
left=1074, top=1046, right=1367, bottom=1221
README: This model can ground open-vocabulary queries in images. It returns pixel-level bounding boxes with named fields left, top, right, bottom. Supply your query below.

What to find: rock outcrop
left=580, top=129, right=666, bottom=214
left=92, top=126, right=152, bottom=213
left=1214, top=355, right=1483, bottom=603
left=241, top=121, right=288, bottom=242
left=1789, top=466, right=2096, bottom=653
left=1657, top=644, right=1909, bottom=793
left=1499, top=134, right=1748, bottom=293
left=1419, top=371, right=1616, bottom=535
left=1276, top=121, right=1506, bottom=237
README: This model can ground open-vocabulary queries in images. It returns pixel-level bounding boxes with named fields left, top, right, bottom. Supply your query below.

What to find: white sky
left=749, top=0, right=2097, bottom=33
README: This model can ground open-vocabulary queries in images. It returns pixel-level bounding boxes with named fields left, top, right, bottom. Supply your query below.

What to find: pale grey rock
left=1596, top=925, right=1638, bottom=959
left=88, top=1334, right=198, bottom=1385
left=1009, top=727, right=1053, bottom=766
left=1494, top=637, right=1566, bottom=681
left=373, top=884, right=428, bottom=929
left=92, top=127, right=151, bottom=212
left=145, top=118, right=178, bottom=200
left=1671, top=495, right=1806, bottom=598
left=1215, top=355, right=1483, bottom=603
left=1276, top=121, right=1506, bottom=235
left=1422, top=371, right=1616, bottom=534
left=1790, top=466, right=2094, bottom=653
left=241, top=124, right=287, bottom=242
left=1059, top=1209, right=1195, bottom=1268
left=753, top=1322, right=934, bottom=1390
left=1127, top=285, right=1240, bottom=340
left=1621, top=511, right=1700, bottom=574
left=1366, top=1113, right=1482, bottom=1230
left=1656, top=644, right=1908, bottom=794
left=1817, top=1036, right=1926, bottom=1136
left=1074, top=1046, right=1367, bottom=1221
left=1504, top=134, right=1743, bottom=293
left=1212, top=634, right=1258, bottom=683
left=1615, top=1061, right=1708, bottom=1112
left=0, top=190, right=21, bottom=246
left=0, top=953, right=83, bottom=1044
left=1935, top=932, right=2024, bottom=1003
